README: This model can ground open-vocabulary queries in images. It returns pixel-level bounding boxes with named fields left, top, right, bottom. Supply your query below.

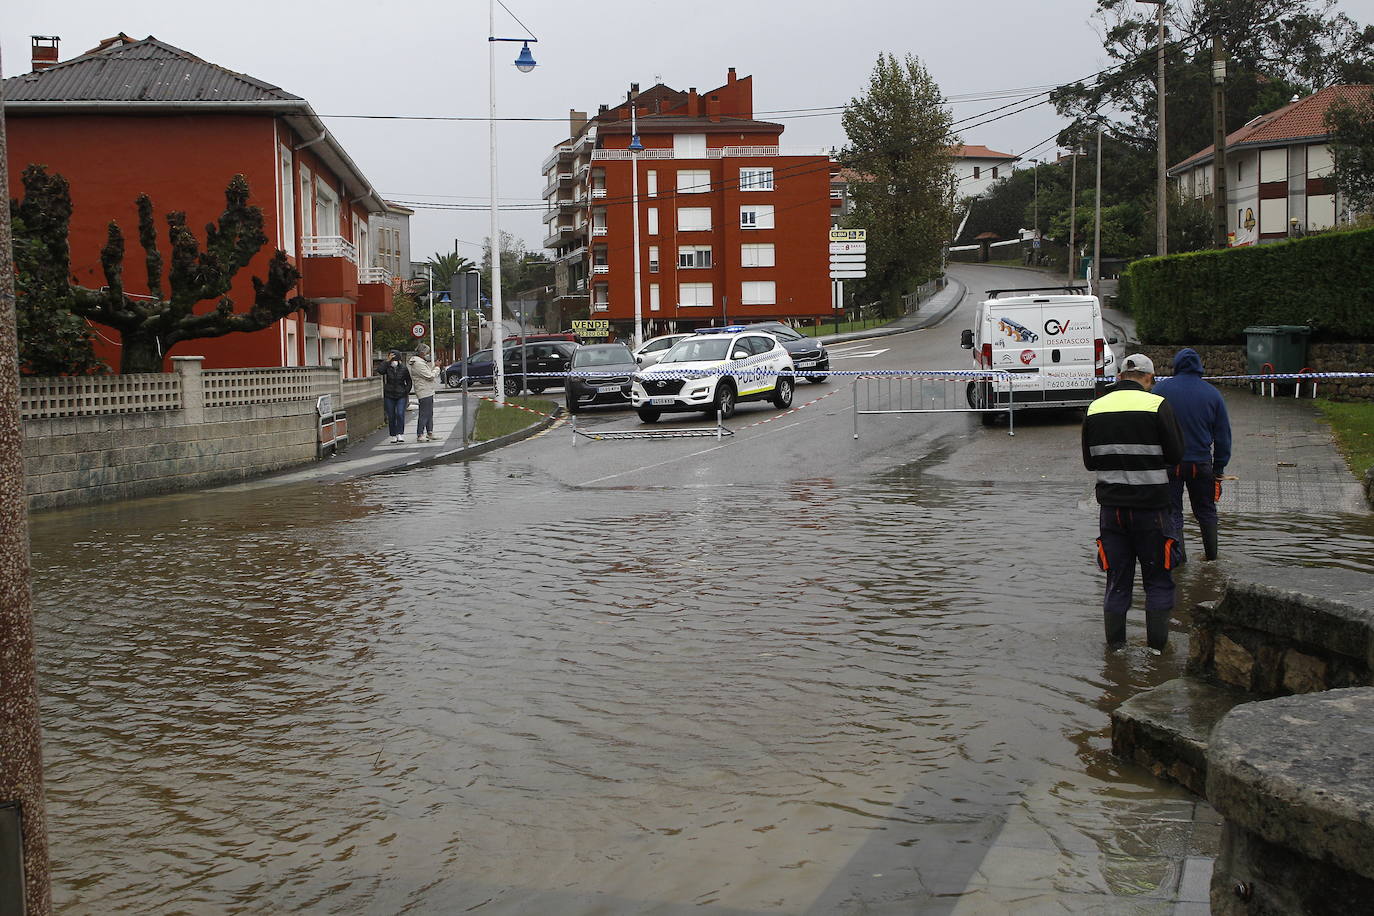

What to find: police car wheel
left=713, top=384, right=736, bottom=420
left=772, top=377, right=794, bottom=409
left=636, top=407, right=661, bottom=423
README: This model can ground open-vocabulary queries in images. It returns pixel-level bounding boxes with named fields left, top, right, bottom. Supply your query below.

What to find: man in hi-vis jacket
left=1082, top=354, right=1185, bottom=653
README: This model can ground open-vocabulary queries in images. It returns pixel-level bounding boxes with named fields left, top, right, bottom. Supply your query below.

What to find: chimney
left=706, top=94, right=721, bottom=123
left=687, top=88, right=699, bottom=118
left=727, top=67, right=737, bottom=84
left=630, top=82, right=640, bottom=98
left=31, top=35, right=60, bottom=71
left=569, top=109, right=588, bottom=137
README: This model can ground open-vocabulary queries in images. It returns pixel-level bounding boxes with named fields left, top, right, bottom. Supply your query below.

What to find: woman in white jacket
left=408, top=344, right=441, bottom=442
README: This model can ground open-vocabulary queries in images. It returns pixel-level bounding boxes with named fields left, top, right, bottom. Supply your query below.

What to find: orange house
left=3, top=34, right=394, bottom=375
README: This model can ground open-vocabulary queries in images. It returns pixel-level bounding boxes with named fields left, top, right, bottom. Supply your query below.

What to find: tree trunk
left=119, top=332, right=164, bottom=374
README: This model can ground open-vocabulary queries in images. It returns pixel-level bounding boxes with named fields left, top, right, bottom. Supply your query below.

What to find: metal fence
left=851, top=371, right=1018, bottom=437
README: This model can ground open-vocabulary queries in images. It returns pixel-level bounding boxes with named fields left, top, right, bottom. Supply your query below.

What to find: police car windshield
left=572, top=345, right=633, bottom=368
left=659, top=337, right=731, bottom=363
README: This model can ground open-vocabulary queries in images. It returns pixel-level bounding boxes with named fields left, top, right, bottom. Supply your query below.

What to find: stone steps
left=1110, top=676, right=1253, bottom=796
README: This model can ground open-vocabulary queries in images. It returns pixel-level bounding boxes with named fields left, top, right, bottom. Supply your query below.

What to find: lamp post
left=488, top=0, right=537, bottom=403
left=1031, top=158, right=1039, bottom=261
left=628, top=89, right=645, bottom=350
left=1138, top=0, right=1168, bottom=256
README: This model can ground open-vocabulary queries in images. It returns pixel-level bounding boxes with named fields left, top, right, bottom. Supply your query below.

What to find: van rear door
left=1036, top=297, right=1099, bottom=403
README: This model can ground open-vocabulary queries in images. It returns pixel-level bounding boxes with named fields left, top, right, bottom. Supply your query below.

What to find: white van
left=959, top=286, right=1118, bottom=420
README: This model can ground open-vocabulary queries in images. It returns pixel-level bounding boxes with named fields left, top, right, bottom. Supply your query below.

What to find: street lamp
left=628, top=88, right=644, bottom=350
left=1031, top=158, right=1039, bottom=259
left=1137, top=0, right=1167, bottom=256
left=488, top=1, right=538, bottom=403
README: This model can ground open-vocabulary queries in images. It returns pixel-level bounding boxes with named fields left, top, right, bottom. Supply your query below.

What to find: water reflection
left=28, top=458, right=1374, bottom=912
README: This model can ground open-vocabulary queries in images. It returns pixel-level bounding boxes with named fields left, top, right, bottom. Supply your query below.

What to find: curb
left=380, top=401, right=561, bottom=476
left=817, top=277, right=968, bottom=345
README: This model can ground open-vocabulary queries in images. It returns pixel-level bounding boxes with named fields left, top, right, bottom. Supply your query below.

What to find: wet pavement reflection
left=28, top=454, right=1374, bottom=913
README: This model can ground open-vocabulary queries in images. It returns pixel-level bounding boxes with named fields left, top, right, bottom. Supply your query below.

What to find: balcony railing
left=592, top=226, right=608, bottom=236
left=302, top=235, right=357, bottom=262
left=359, top=266, right=390, bottom=284
left=591, top=188, right=607, bottom=198
left=541, top=144, right=574, bottom=173
left=558, top=245, right=587, bottom=263
left=591, top=146, right=831, bottom=161
left=592, top=264, right=610, bottom=274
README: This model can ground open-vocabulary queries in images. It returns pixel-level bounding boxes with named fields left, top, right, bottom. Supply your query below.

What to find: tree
left=9, top=195, right=105, bottom=375
left=1326, top=87, right=1374, bottom=215
left=372, top=292, right=425, bottom=354
left=411, top=251, right=475, bottom=300
left=841, top=53, right=954, bottom=315
left=12, top=166, right=306, bottom=374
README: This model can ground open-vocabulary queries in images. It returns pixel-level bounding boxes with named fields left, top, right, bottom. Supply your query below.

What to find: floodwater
left=27, top=455, right=1374, bottom=913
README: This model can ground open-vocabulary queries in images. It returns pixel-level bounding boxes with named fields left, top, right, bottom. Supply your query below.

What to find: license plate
left=796, top=360, right=816, bottom=368
left=596, top=385, right=623, bottom=394
left=650, top=397, right=676, bottom=405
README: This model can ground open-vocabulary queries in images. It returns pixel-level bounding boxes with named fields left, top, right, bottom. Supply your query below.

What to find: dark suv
left=501, top=340, right=576, bottom=395
left=741, top=322, right=829, bottom=383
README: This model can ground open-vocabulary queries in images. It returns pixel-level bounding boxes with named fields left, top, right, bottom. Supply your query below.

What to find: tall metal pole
left=1032, top=159, right=1039, bottom=246
left=426, top=263, right=435, bottom=359
left=1212, top=36, right=1230, bottom=248
left=1156, top=2, right=1168, bottom=255
left=1069, top=146, right=1078, bottom=280
left=0, top=42, right=54, bottom=915
left=629, top=91, right=644, bottom=350
left=1093, top=127, right=1103, bottom=294
left=488, top=0, right=506, bottom=404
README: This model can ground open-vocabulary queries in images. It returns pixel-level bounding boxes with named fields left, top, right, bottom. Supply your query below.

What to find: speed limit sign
left=410, top=322, right=426, bottom=339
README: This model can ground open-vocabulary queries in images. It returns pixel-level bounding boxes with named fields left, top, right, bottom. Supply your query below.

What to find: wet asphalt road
left=27, top=263, right=1374, bottom=913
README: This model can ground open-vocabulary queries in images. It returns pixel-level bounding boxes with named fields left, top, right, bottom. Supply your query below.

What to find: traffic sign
left=830, top=269, right=867, bottom=279
left=829, top=253, right=867, bottom=264
left=830, top=228, right=866, bottom=242
left=829, top=242, right=866, bottom=254
left=410, top=322, right=427, bottom=339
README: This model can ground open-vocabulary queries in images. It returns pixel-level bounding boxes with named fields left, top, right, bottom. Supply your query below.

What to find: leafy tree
left=841, top=52, right=954, bottom=315
left=9, top=200, right=105, bottom=375
left=13, top=166, right=306, bottom=374
left=372, top=291, right=424, bottom=354
left=411, top=251, right=475, bottom=300
left=1325, top=87, right=1374, bottom=215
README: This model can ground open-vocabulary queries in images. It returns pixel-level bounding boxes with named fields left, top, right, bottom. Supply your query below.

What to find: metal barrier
left=851, top=370, right=1018, bottom=438
left=570, top=413, right=731, bottom=441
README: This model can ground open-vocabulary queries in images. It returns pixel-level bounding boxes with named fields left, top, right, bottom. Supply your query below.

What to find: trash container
left=1244, top=325, right=1310, bottom=375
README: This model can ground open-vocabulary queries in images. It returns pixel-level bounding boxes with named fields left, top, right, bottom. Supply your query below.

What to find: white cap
left=1121, top=353, right=1154, bottom=375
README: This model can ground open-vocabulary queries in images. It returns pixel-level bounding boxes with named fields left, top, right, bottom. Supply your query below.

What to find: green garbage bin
left=1244, top=325, right=1310, bottom=375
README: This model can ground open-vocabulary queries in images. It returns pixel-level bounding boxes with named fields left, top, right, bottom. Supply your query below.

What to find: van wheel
left=712, top=384, right=736, bottom=420
left=637, top=408, right=661, bottom=423
left=772, top=377, right=794, bottom=409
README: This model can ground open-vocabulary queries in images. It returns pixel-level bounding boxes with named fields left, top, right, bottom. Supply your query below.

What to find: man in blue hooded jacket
left=1153, top=349, right=1232, bottom=561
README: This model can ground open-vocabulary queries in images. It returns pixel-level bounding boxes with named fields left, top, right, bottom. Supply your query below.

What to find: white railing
left=20, top=373, right=182, bottom=420
left=592, top=146, right=832, bottom=161
left=301, top=236, right=358, bottom=262
left=576, top=278, right=587, bottom=291
left=592, top=302, right=610, bottom=312
left=592, top=264, right=610, bottom=274
left=591, top=188, right=607, bottom=198
left=592, top=226, right=608, bottom=236
left=203, top=367, right=337, bottom=408
left=830, top=189, right=844, bottom=199
left=358, top=266, right=390, bottom=285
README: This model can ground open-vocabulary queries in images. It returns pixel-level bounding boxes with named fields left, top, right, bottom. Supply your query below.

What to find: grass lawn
left=799, top=316, right=895, bottom=337
left=473, top=396, right=557, bottom=442
left=1316, top=399, right=1374, bottom=479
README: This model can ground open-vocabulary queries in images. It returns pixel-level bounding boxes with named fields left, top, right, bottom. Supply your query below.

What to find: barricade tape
left=476, top=395, right=562, bottom=420
left=515, top=368, right=1374, bottom=382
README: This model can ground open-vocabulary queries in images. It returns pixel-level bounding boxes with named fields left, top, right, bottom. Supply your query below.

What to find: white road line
left=830, top=348, right=890, bottom=360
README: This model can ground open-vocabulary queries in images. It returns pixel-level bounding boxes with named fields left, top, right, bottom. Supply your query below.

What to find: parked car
left=631, top=326, right=795, bottom=422
left=502, top=340, right=576, bottom=395
left=740, top=322, right=829, bottom=383
left=565, top=343, right=637, bottom=413
left=445, top=349, right=495, bottom=388
left=633, top=333, right=693, bottom=368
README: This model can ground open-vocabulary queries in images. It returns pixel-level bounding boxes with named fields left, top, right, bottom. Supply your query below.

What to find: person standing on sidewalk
left=1082, top=354, right=1185, bottom=653
left=408, top=344, right=441, bottom=443
left=1153, top=348, right=1232, bottom=563
left=379, top=349, right=411, bottom=443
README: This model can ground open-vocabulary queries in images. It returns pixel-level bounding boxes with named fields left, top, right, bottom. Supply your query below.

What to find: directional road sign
left=829, top=253, right=867, bottom=264
left=830, top=269, right=867, bottom=279
left=830, top=228, right=866, bottom=242
left=829, top=242, right=867, bottom=254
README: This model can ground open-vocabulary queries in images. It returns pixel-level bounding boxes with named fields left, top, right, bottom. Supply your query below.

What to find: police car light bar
left=694, top=325, right=746, bottom=335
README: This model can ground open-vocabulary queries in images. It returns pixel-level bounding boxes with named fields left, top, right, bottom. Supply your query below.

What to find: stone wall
left=1137, top=343, right=1374, bottom=401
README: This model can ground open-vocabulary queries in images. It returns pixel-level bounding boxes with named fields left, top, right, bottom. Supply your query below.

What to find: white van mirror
left=1108, top=337, right=1119, bottom=345
left=959, top=329, right=974, bottom=349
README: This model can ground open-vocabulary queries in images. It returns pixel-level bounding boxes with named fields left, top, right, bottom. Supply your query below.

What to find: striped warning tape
left=516, top=368, right=1374, bottom=382
left=476, top=395, right=561, bottom=420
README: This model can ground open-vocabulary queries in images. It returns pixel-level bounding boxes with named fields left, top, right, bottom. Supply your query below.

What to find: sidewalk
left=818, top=277, right=968, bottom=345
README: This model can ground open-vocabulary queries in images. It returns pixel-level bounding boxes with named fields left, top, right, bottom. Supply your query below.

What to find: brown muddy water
left=26, top=458, right=1374, bottom=913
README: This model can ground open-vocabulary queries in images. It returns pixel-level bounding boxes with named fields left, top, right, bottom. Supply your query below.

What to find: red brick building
left=4, top=34, right=395, bottom=375
left=542, top=69, right=839, bottom=337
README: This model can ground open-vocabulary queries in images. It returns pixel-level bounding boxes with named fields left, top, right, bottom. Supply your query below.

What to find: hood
left=1172, top=348, right=1204, bottom=375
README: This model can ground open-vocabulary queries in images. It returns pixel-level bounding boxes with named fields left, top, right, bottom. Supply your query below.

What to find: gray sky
left=6, top=0, right=1374, bottom=268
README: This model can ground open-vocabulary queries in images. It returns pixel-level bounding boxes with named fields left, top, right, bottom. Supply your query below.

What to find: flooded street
left=29, top=445, right=1374, bottom=913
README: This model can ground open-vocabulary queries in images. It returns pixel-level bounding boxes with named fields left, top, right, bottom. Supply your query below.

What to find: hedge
left=1124, top=227, right=1374, bottom=344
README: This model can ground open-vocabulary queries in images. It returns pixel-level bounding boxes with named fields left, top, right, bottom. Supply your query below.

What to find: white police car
left=631, top=326, right=795, bottom=422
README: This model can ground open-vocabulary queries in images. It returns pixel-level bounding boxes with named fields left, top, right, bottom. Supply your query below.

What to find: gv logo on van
left=1044, top=318, right=1076, bottom=336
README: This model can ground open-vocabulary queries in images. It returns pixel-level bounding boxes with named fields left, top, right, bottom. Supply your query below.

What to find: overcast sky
left=6, top=0, right=1374, bottom=267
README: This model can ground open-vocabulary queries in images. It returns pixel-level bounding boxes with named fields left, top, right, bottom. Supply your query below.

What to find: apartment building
left=541, top=69, right=839, bottom=337
left=4, top=34, right=395, bottom=374
left=1168, top=85, right=1370, bottom=246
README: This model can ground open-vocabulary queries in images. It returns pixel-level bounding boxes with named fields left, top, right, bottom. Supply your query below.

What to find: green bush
left=1126, top=227, right=1374, bottom=343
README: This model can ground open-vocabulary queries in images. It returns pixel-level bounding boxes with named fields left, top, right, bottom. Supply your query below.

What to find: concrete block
left=1110, top=677, right=1252, bottom=796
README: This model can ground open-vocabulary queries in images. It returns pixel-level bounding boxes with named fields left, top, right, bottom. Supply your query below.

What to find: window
left=678, top=169, right=711, bottom=194
left=992, top=167, right=999, bottom=179
left=679, top=282, right=713, bottom=307
left=647, top=170, right=658, bottom=197
left=315, top=179, right=339, bottom=238
left=278, top=144, right=295, bottom=255
left=648, top=207, right=659, bottom=235
left=973, top=166, right=981, bottom=179
left=649, top=283, right=660, bottom=312
left=739, top=167, right=773, bottom=191
left=678, top=245, right=712, bottom=269
left=1308, top=193, right=1336, bottom=230
left=299, top=165, right=314, bottom=236
left=677, top=207, right=712, bottom=231
left=673, top=133, right=707, bottom=158
left=740, top=204, right=774, bottom=229
left=1259, top=196, right=1287, bottom=234
left=1260, top=148, right=1287, bottom=184
left=1308, top=143, right=1333, bottom=179
left=740, top=243, right=775, bottom=267
left=745, top=335, right=775, bottom=355
left=741, top=281, right=776, bottom=305
left=648, top=245, right=659, bottom=273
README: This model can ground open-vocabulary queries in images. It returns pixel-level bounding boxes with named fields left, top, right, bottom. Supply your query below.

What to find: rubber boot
left=1145, top=604, right=1171, bottom=653
left=1201, top=523, right=1219, bottom=561
left=1104, top=611, right=1127, bottom=649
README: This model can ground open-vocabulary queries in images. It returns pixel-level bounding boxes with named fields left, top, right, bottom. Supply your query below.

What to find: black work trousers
left=1097, top=506, right=1176, bottom=650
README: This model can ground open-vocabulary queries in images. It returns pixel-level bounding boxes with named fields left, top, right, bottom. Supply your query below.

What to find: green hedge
left=1125, top=227, right=1374, bottom=343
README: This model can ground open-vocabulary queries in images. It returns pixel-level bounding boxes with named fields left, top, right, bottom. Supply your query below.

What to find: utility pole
left=1138, top=0, right=1168, bottom=256
left=1069, top=145, right=1079, bottom=281
left=1093, top=127, right=1103, bottom=294
left=0, top=42, right=54, bottom=915
left=1211, top=36, right=1230, bottom=248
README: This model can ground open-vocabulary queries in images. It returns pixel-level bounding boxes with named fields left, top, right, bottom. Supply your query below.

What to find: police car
left=631, top=326, right=795, bottom=422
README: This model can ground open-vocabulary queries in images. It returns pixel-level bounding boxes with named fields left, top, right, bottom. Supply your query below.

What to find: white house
left=953, top=144, right=1017, bottom=198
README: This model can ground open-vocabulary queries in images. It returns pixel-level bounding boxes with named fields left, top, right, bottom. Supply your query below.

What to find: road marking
left=830, top=348, right=890, bottom=360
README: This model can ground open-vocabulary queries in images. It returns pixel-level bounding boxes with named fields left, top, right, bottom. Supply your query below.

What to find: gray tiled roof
left=2, top=37, right=303, bottom=105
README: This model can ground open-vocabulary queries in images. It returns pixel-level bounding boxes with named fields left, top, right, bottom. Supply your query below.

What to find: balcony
left=591, top=188, right=607, bottom=199
left=357, top=265, right=394, bottom=314
left=300, top=236, right=358, bottom=303
left=543, top=226, right=575, bottom=248
left=540, top=144, right=574, bottom=174
left=590, top=145, right=832, bottom=161
left=557, top=244, right=587, bottom=263
left=542, top=207, right=560, bottom=224
left=592, top=264, right=610, bottom=275
left=592, top=226, right=608, bottom=236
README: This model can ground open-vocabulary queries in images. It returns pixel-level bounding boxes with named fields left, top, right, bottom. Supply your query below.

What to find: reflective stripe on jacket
left=1082, top=382, right=1185, bottom=509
